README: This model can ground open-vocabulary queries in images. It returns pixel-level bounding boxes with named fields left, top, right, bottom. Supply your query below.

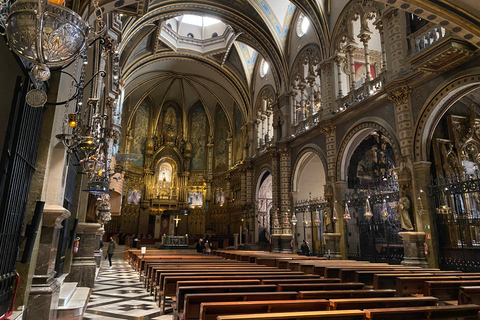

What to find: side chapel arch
left=414, top=73, right=480, bottom=162
left=337, top=120, right=400, bottom=182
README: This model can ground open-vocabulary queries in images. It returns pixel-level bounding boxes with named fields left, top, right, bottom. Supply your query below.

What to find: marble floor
left=84, top=247, right=172, bottom=320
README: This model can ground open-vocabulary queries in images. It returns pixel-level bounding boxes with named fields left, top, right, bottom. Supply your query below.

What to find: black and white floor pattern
left=84, top=248, right=172, bottom=320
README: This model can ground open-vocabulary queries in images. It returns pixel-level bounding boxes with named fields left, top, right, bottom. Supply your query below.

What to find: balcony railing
left=335, top=71, right=386, bottom=113
left=407, top=23, right=451, bottom=55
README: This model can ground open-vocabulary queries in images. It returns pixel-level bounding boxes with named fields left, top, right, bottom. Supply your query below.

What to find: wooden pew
left=159, top=272, right=307, bottom=310
left=424, top=280, right=480, bottom=301
left=171, top=284, right=277, bottom=316
left=329, top=296, right=438, bottom=310
left=157, top=271, right=306, bottom=298
left=298, top=289, right=396, bottom=299
left=144, top=263, right=254, bottom=288
left=373, top=273, right=434, bottom=289
left=261, top=278, right=339, bottom=285
left=323, top=264, right=389, bottom=279
left=181, top=291, right=299, bottom=320
left=395, top=276, right=475, bottom=296
left=148, top=266, right=283, bottom=293
left=199, top=300, right=330, bottom=320
left=216, top=310, right=366, bottom=320
left=364, top=304, right=480, bottom=320
left=138, top=255, right=222, bottom=272
left=459, top=286, right=480, bottom=305
left=144, top=261, right=249, bottom=281
left=339, top=267, right=427, bottom=283
left=277, top=282, right=365, bottom=292
left=173, top=280, right=262, bottom=318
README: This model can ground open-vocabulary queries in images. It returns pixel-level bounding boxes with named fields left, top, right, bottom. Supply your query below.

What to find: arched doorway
left=418, top=81, right=480, bottom=271
left=292, top=149, right=326, bottom=255
left=342, top=129, right=403, bottom=264
left=256, top=171, right=272, bottom=244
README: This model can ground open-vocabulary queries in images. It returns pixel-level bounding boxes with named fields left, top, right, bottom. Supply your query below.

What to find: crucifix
left=174, top=215, right=181, bottom=227
left=173, top=215, right=181, bottom=236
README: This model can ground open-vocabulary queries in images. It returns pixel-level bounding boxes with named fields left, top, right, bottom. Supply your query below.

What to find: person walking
left=107, top=237, right=116, bottom=269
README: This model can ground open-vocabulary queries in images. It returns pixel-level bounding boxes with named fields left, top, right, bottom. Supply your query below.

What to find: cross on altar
left=174, top=215, right=181, bottom=227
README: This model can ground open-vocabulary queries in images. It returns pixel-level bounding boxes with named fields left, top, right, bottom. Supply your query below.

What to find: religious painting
left=162, top=105, right=178, bottom=136
left=187, top=191, right=204, bottom=207
left=233, top=104, right=243, bottom=163
left=354, top=62, right=376, bottom=87
left=127, top=188, right=142, bottom=204
left=132, top=100, right=149, bottom=167
left=190, top=103, right=207, bottom=170
left=214, top=189, right=225, bottom=206
left=215, top=106, right=228, bottom=170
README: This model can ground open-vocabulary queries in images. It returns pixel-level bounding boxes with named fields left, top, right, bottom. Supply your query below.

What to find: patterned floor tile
left=84, top=246, right=172, bottom=320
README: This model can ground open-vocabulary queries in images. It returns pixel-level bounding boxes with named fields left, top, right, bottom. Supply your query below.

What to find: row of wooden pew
left=127, top=249, right=480, bottom=320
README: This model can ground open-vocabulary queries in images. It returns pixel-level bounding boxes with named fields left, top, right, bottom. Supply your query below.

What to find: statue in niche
left=323, top=204, right=334, bottom=233
left=396, top=187, right=414, bottom=231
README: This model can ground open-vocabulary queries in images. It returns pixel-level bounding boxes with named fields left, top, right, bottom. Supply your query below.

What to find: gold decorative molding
left=387, top=86, right=411, bottom=105
left=320, top=124, right=336, bottom=137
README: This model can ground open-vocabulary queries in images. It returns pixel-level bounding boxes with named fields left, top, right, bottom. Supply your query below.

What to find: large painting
left=215, top=106, right=228, bottom=170
left=187, top=191, right=204, bottom=207
left=132, top=100, right=149, bottom=167
left=190, top=103, right=207, bottom=170
left=127, top=188, right=142, bottom=204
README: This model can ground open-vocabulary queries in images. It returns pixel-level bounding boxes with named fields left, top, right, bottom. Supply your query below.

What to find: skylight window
left=297, top=13, right=310, bottom=37
left=176, top=14, right=221, bottom=27
left=260, top=59, right=269, bottom=77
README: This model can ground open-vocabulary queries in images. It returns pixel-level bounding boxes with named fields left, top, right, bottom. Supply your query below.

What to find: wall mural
left=132, top=100, right=149, bottom=167
left=190, top=103, right=207, bottom=170
left=233, top=104, right=243, bottom=164
left=215, top=106, right=228, bottom=170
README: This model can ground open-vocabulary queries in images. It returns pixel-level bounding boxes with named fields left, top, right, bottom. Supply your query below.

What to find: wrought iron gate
left=0, top=77, right=44, bottom=315
left=345, top=191, right=403, bottom=264
left=431, top=176, right=480, bottom=271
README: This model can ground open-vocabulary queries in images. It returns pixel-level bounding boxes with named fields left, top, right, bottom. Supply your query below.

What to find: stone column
left=413, top=161, right=438, bottom=268
left=320, top=60, right=335, bottom=117
left=94, top=227, right=104, bottom=268
left=66, top=223, right=102, bottom=288
left=383, top=8, right=409, bottom=80
left=335, top=181, right=348, bottom=259
left=345, top=44, right=357, bottom=91
left=388, top=86, right=429, bottom=268
left=374, top=18, right=387, bottom=72
left=278, top=144, right=292, bottom=252
left=26, top=205, right=70, bottom=320
left=359, top=31, right=373, bottom=81
left=269, top=147, right=281, bottom=252
left=334, top=53, right=345, bottom=99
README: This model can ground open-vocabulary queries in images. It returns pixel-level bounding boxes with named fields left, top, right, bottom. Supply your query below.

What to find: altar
left=162, top=235, right=188, bottom=247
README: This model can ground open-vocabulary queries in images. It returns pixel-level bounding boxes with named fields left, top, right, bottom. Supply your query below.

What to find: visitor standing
left=107, top=237, right=116, bottom=269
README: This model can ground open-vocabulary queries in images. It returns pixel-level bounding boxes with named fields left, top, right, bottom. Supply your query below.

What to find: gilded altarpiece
left=432, top=109, right=480, bottom=271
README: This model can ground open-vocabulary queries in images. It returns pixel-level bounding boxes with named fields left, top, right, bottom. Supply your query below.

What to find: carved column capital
left=387, top=86, right=411, bottom=105
left=320, top=123, right=336, bottom=137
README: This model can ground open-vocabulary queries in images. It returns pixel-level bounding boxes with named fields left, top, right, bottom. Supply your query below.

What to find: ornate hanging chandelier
left=1, top=0, right=104, bottom=80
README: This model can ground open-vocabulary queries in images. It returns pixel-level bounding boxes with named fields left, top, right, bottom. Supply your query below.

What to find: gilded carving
left=387, top=86, right=411, bottom=105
